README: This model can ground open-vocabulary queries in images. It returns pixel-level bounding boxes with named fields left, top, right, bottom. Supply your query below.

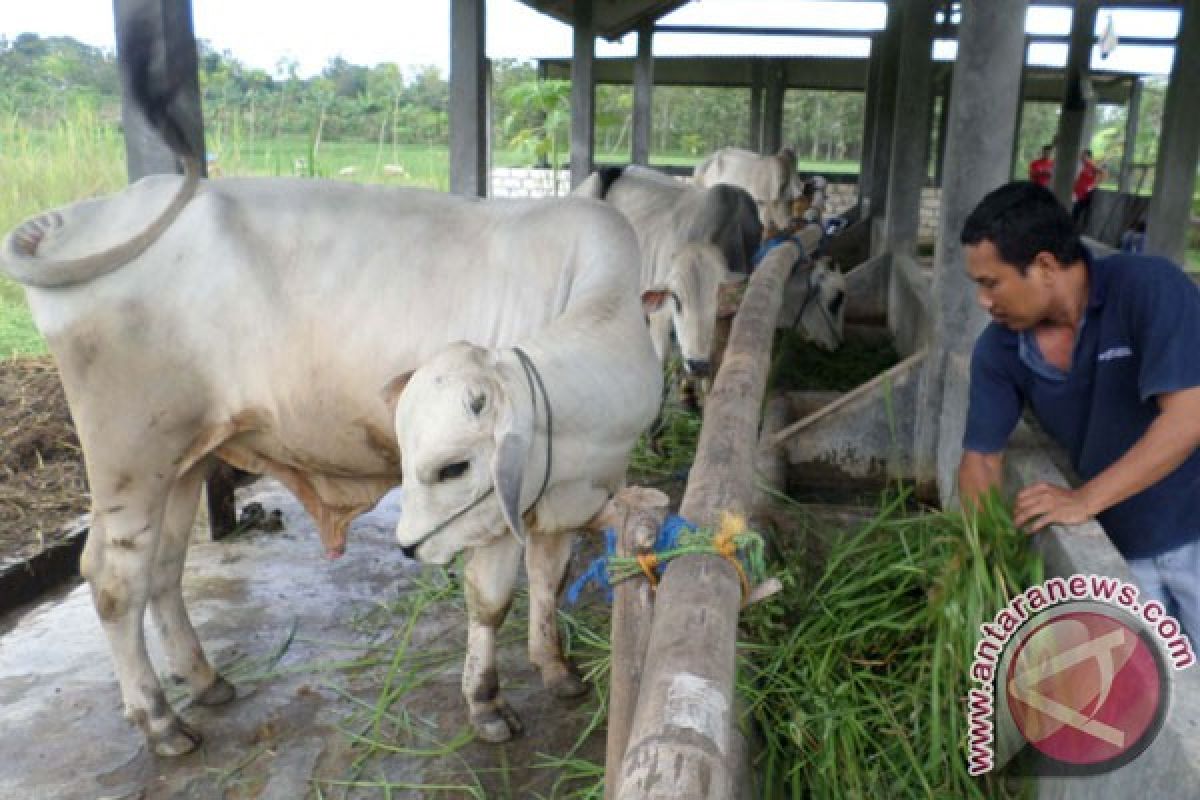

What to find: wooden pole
left=614, top=243, right=797, bottom=799
left=593, top=487, right=670, bottom=800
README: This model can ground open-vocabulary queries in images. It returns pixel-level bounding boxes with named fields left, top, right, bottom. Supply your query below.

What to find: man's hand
left=1014, top=482, right=1094, bottom=532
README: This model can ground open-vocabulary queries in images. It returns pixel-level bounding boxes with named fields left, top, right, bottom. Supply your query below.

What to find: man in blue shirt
left=958, top=181, right=1200, bottom=637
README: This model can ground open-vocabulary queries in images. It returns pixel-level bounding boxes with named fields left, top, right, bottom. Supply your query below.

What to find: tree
left=501, top=79, right=571, bottom=183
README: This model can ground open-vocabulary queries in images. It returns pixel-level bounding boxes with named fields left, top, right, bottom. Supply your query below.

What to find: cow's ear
left=641, top=288, right=670, bottom=313
left=491, top=382, right=533, bottom=546
left=380, top=371, right=414, bottom=416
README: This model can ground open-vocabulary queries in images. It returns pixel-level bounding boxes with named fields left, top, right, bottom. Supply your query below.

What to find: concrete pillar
left=1119, top=76, right=1143, bottom=193
left=449, top=0, right=487, bottom=197
left=1011, top=46, right=1029, bottom=177
left=113, top=0, right=206, bottom=181
left=867, top=0, right=903, bottom=219
left=632, top=21, right=653, bottom=166
left=914, top=0, right=1029, bottom=503
left=1052, top=0, right=1098, bottom=207
left=933, top=69, right=952, bottom=185
left=763, top=60, right=785, bottom=155
left=749, top=61, right=764, bottom=153
left=1146, top=0, right=1200, bottom=263
left=883, top=0, right=937, bottom=257
left=570, top=0, right=596, bottom=188
left=858, top=40, right=883, bottom=209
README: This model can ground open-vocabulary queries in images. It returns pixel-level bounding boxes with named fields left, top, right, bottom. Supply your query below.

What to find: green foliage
left=740, top=489, right=1041, bottom=799
left=769, top=329, right=900, bottom=392
left=501, top=79, right=572, bottom=172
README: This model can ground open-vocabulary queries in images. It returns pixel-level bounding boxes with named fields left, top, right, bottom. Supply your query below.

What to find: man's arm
left=1015, top=386, right=1200, bottom=530
left=959, top=450, right=1005, bottom=510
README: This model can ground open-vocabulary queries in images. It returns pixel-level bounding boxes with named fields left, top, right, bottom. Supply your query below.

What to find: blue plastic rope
left=566, top=514, right=697, bottom=605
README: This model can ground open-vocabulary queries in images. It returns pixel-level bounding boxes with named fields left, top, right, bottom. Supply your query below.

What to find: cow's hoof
left=195, top=674, right=236, bottom=706
left=471, top=702, right=524, bottom=743
left=547, top=670, right=588, bottom=699
left=150, top=719, right=202, bottom=757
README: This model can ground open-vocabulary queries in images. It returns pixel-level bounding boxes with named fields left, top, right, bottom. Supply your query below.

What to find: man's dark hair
left=960, top=181, right=1084, bottom=273
left=1041, top=145, right=1053, bottom=156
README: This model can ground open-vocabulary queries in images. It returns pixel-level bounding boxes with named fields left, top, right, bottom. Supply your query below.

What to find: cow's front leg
left=462, top=534, right=524, bottom=742
left=526, top=529, right=586, bottom=698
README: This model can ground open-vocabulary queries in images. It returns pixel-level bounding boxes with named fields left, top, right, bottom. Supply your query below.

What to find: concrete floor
left=0, top=480, right=608, bottom=800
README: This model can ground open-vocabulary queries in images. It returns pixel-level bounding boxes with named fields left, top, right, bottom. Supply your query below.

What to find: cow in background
left=574, top=165, right=761, bottom=377
left=693, top=146, right=799, bottom=234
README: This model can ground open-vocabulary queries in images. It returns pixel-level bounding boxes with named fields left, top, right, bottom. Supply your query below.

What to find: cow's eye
left=437, top=461, right=469, bottom=482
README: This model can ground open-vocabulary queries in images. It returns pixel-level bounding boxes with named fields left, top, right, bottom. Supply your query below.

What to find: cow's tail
left=0, top=15, right=199, bottom=289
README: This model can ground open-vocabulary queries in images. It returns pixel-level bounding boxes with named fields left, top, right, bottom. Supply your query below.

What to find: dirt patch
left=0, top=356, right=89, bottom=563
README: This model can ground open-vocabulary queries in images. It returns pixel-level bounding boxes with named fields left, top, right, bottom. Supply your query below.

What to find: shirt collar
left=1082, top=247, right=1107, bottom=311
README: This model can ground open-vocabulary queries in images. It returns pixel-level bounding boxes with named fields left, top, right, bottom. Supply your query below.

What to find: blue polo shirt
left=964, top=250, right=1200, bottom=559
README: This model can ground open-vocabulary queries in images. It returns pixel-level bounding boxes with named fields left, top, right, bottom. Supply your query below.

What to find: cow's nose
left=685, top=358, right=711, bottom=377
left=400, top=542, right=418, bottom=560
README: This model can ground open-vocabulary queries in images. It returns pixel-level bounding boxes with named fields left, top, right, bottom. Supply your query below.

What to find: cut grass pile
left=769, top=328, right=900, bottom=393
left=739, top=490, right=1041, bottom=799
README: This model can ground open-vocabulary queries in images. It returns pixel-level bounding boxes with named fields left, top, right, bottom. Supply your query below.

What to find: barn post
left=865, top=0, right=902, bottom=231
left=749, top=60, right=765, bottom=153
left=912, top=0, right=1028, bottom=504
left=762, top=59, right=785, bottom=156
left=858, top=31, right=883, bottom=215
left=1145, top=0, right=1200, bottom=263
left=632, top=20, right=654, bottom=166
left=883, top=0, right=936, bottom=258
left=112, top=0, right=239, bottom=539
left=1118, top=76, right=1143, bottom=194
left=1051, top=0, right=1098, bottom=207
left=450, top=0, right=488, bottom=197
left=570, top=0, right=596, bottom=188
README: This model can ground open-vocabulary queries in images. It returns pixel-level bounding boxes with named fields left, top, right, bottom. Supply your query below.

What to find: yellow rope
left=714, top=511, right=752, bottom=600
left=636, top=551, right=660, bottom=589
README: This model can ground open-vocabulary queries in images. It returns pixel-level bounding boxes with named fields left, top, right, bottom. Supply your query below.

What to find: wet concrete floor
left=0, top=480, right=608, bottom=799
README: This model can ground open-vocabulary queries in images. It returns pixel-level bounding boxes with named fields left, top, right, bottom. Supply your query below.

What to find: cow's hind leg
left=82, top=476, right=200, bottom=756
left=462, top=534, right=524, bottom=742
left=526, top=530, right=586, bottom=698
left=148, top=462, right=235, bottom=710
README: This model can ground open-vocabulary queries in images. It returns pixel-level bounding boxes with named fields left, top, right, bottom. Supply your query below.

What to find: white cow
left=1, top=38, right=660, bottom=754
left=392, top=311, right=659, bottom=739
left=693, top=146, right=799, bottom=234
left=574, top=165, right=760, bottom=376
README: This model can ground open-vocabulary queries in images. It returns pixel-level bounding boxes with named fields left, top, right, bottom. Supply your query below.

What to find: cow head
left=642, top=243, right=742, bottom=376
left=795, top=257, right=846, bottom=352
left=391, top=342, right=534, bottom=565
left=758, top=149, right=800, bottom=236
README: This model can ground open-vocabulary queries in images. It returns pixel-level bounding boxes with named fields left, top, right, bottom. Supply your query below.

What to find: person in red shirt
left=1072, top=149, right=1105, bottom=228
left=1028, top=145, right=1054, bottom=188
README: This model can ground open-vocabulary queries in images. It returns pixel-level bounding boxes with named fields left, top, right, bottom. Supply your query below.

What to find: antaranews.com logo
left=966, top=574, right=1194, bottom=777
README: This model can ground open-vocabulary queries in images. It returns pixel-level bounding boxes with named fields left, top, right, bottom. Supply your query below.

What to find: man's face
left=965, top=240, right=1049, bottom=331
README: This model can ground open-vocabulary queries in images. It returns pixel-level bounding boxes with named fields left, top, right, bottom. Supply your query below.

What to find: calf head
left=797, top=257, right=846, bottom=352
left=391, top=343, right=533, bottom=565
left=642, top=243, right=743, bottom=376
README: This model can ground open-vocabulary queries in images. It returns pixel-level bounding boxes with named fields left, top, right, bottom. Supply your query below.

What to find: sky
left=0, top=0, right=1180, bottom=80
